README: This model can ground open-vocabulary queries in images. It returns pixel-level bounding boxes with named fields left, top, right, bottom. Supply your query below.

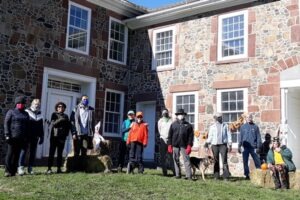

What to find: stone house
left=1, top=0, right=300, bottom=176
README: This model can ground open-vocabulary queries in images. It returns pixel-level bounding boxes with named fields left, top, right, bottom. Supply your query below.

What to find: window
left=108, top=17, right=128, bottom=65
left=152, top=26, right=176, bottom=71
left=217, top=88, right=248, bottom=148
left=66, top=2, right=91, bottom=55
left=218, top=10, right=248, bottom=61
left=173, top=92, right=198, bottom=129
left=103, top=89, right=124, bottom=137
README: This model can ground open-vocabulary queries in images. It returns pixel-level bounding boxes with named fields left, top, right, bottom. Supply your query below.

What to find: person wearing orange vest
left=126, top=111, right=148, bottom=174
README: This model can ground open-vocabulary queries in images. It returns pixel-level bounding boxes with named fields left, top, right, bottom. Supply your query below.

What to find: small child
left=259, top=133, right=271, bottom=163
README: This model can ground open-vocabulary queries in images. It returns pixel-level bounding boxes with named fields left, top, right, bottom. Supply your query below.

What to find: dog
left=229, top=114, right=245, bottom=132
left=190, top=156, right=214, bottom=180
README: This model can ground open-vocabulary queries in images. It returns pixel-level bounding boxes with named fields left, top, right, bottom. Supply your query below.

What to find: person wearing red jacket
left=126, top=111, right=148, bottom=174
left=168, top=108, right=194, bottom=180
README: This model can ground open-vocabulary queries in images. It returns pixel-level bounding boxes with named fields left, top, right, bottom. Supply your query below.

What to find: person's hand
left=228, top=145, right=232, bottom=153
left=186, top=145, right=192, bottom=155
left=268, top=163, right=273, bottom=169
left=72, top=135, right=77, bottom=140
left=38, top=137, right=44, bottom=145
left=168, top=145, right=173, bottom=154
left=255, top=148, right=260, bottom=154
left=238, top=146, right=242, bottom=154
left=274, top=147, right=281, bottom=152
left=5, top=136, right=11, bottom=143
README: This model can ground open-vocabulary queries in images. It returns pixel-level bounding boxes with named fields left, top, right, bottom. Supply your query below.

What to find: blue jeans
left=242, top=146, right=261, bottom=177
left=18, top=138, right=39, bottom=169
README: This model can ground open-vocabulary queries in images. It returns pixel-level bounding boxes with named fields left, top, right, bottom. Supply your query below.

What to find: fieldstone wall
left=128, top=0, right=300, bottom=176
left=0, top=0, right=132, bottom=164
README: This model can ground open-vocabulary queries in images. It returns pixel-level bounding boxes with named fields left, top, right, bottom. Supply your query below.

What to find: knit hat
left=15, top=96, right=26, bottom=105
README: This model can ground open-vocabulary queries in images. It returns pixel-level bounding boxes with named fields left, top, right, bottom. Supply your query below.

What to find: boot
left=126, top=162, right=134, bottom=174
left=272, top=175, right=281, bottom=189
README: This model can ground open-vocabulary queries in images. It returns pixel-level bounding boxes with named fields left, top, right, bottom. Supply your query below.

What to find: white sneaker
left=18, top=166, right=25, bottom=176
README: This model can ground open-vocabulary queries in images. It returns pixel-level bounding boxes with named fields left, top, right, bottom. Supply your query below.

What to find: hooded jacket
left=4, top=108, right=29, bottom=139
left=267, top=145, right=296, bottom=172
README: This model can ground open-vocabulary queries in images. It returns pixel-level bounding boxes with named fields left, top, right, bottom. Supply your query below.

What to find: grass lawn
left=0, top=167, right=299, bottom=200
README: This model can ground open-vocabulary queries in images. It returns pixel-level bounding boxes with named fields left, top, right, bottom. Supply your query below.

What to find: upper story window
left=103, top=89, right=124, bottom=137
left=108, top=17, right=128, bottom=65
left=217, top=88, right=248, bottom=148
left=152, top=26, right=176, bottom=71
left=66, top=1, right=91, bottom=55
left=218, top=10, right=248, bottom=61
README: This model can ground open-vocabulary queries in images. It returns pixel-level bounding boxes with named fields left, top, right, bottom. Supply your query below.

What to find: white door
left=136, top=101, right=156, bottom=162
left=286, top=87, right=300, bottom=168
left=37, top=89, right=79, bottom=158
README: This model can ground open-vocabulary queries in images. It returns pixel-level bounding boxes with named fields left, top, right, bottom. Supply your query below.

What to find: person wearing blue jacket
left=117, top=110, right=135, bottom=172
left=238, top=113, right=262, bottom=180
left=4, top=96, right=29, bottom=177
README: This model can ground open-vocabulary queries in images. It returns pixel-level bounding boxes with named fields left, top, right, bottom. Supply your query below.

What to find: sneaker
left=18, top=166, right=25, bottom=176
left=175, top=176, right=181, bottom=179
left=46, top=169, right=53, bottom=175
left=245, top=176, right=250, bottom=180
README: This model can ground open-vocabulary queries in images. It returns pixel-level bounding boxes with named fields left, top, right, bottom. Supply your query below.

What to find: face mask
left=217, top=117, right=222, bottom=124
left=137, top=118, right=142, bottom=123
left=177, top=115, right=184, bottom=120
left=16, top=104, right=25, bottom=110
left=31, top=104, right=40, bottom=111
left=162, top=113, right=169, bottom=118
left=82, top=99, right=89, bottom=106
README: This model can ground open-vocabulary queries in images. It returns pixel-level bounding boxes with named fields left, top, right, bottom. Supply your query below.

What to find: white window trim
left=217, top=10, right=248, bottom=61
left=103, top=89, right=124, bottom=137
left=172, top=91, right=198, bottom=130
left=107, top=17, right=128, bottom=65
left=65, top=1, right=91, bottom=55
left=217, top=88, right=248, bottom=148
left=152, top=26, right=176, bottom=71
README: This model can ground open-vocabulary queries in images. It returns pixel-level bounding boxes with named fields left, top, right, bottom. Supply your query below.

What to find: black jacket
left=4, top=108, right=29, bottom=139
left=167, top=120, right=194, bottom=148
left=26, top=108, right=44, bottom=139
left=50, top=112, right=70, bottom=139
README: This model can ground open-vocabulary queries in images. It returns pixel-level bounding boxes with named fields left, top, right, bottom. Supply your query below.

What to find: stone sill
left=216, top=58, right=249, bottom=65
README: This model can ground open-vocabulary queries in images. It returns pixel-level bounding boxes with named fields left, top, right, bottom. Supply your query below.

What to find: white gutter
left=124, top=0, right=258, bottom=29
left=87, top=0, right=147, bottom=18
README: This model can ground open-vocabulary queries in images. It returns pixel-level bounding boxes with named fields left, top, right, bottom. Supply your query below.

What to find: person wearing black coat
left=167, top=108, right=194, bottom=180
left=4, top=96, right=29, bottom=177
left=18, top=99, right=44, bottom=175
left=47, top=102, right=70, bottom=174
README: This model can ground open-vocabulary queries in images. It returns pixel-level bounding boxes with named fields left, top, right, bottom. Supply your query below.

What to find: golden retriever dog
left=190, top=156, right=214, bottom=181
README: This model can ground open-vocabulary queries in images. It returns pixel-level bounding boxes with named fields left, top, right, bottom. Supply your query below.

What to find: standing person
left=126, top=112, right=148, bottom=174
left=117, top=110, right=135, bottom=172
left=167, top=108, right=194, bottom=180
left=18, top=99, right=44, bottom=175
left=238, top=113, right=262, bottom=180
left=47, top=102, right=70, bottom=174
left=70, top=95, right=95, bottom=157
left=205, top=113, right=232, bottom=181
left=158, top=109, right=174, bottom=176
left=259, top=133, right=271, bottom=163
left=4, top=96, right=29, bottom=177
left=267, top=137, right=296, bottom=189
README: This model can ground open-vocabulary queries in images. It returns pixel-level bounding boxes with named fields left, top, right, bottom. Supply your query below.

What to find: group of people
left=4, top=95, right=96, bottom=177
left=4, top=95, right=296, bottom=189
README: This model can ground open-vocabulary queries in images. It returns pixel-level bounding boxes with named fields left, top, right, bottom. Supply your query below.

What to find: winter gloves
left=186, top=145, right=192, bottom=155
left=168, top=145, right=173, bottom=154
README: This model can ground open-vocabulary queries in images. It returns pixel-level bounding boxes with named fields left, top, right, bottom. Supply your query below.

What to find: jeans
left=211, top=144, right=230, bottom=179
left=242, top=146, right=261, bottom=177
left=128, top=142, right=144, bottom=173
left=18, top=138, right=39, bottom=169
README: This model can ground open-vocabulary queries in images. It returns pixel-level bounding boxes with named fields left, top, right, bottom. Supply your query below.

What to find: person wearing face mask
left=117, top=110, right=135, bottom=172
left=238, top=113, right=262, bottom=180
left=126, top=112, right=148, bottom=174
left=70, top=95, right=95, bottom=158
left=47, top=102, right=70, bottom=174
left=167, top=108, right=194, bottom=180
left=158, top=109, right=174, bottom=176
left=18, top=99, right=44, bottom=175
left=4, top=96, right=29, bottom=177
left=205, top=113, right=232, bottom=181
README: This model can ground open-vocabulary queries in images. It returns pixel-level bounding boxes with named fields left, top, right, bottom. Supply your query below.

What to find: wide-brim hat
left=175, top=108, right=187, bottom=115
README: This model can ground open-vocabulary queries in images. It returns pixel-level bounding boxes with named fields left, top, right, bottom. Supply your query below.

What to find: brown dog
left=190, top=156, right=214, bottom=180
left=229, top=114, right=245, bottom=132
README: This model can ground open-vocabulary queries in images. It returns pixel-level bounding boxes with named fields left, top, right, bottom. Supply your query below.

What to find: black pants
left=5, top=138, right=23, bottom=175
left=211, top=144, right=230, bottom=179
left=118, top=141, right=129, bottom=168
left=129, top=142, right=144, bottom=173
left=160, top=138, right=175, bottom=176
left=48, top=137, right=66, bottom=169
left=74, top=135, right=89, bottom=157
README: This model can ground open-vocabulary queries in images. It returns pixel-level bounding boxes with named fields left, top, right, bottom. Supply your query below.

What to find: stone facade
left=1, top=0, right=300, bottom=176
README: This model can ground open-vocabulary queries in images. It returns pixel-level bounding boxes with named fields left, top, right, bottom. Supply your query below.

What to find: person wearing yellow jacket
left=126, top=111, right=148, bottom=174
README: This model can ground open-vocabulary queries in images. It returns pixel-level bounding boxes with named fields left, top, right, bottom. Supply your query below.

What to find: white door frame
left=136, top=101, right=156, bottom=162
